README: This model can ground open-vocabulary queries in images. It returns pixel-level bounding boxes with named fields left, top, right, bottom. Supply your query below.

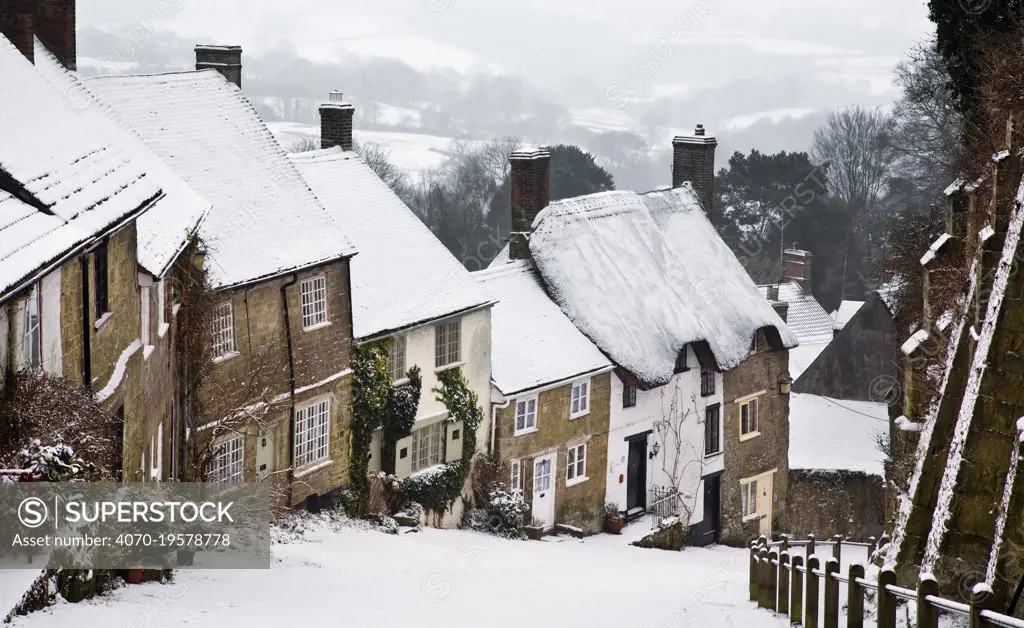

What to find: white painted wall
left=40, top=270, right=62, bottom=375
left=606, top=344, right=723, bottom=528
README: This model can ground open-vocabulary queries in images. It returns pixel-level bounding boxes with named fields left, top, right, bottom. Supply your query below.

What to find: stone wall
left=786, top=469, right=885, bottom=540
left=494, top=372, right=611, bottom=534
left=721, top=335, right=790, bottom=546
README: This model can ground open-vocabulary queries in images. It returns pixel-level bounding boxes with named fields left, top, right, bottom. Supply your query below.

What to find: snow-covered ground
left=8, top=516, right=793, bottom=628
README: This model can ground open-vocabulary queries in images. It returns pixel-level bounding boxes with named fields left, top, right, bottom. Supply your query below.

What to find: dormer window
left=674, top=347, right=689, bottom=373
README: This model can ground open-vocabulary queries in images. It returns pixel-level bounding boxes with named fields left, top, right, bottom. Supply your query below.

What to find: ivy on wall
left=349, top=341, right=391, bottom=516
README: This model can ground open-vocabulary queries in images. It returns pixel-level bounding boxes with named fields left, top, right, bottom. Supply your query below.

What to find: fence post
left=916, top=575, right=939, bottom=628
left=779, top=552, right=790, bottom=616
left=832, top=535, right=843, bottom=564
left=969, top=584, right=993, bottom=628
left=808, top=533, right=816, bottom=559
left=759, top=534, right=768, bottom=549
left=768, top=550, right=779, bottom=611
left=758, top=548, right=770, bottom=608
left=750, top=542, right=760, bottom=602
left=806, top=556, right=820, bottom=628
left=824, top=558, right=840, bottom=628
left=876, top=568, right=897, bottom=628
left=791, top=555, right=804, bottom=625
left=867, top=536, right=877, bottom=562
left=848, top=563, right=865, bottom=628
left=781, top=534, right=790, bottom=555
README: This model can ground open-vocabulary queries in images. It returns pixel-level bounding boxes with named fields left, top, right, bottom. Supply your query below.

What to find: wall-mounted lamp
left=649, top=441, right=661, bottom=459
left=779, top=376, right=793, bottom=395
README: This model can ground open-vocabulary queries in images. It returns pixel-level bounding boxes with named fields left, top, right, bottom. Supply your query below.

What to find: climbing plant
left=397, top=367, right=484, bottom=514
left=349, top=341, right=391, bottom=516
left=381, top=366, right=422, bottom=474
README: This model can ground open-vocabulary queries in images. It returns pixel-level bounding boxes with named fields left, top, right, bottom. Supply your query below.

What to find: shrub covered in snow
left=480, top=489, right=529, bottom=539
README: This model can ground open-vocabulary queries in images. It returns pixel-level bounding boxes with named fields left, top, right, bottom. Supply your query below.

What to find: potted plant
left=124, top=569, right=143, bottom=584
left=605, top=502, right=624, bottom=534
left=524, top=517, right=546, bottom=541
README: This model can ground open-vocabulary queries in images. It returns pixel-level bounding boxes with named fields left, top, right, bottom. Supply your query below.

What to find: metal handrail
left=831, top=572, right=850, bottom=584
left=925, top=594, right=970, bottom=616
left=981, top=610, right=1024, bottom=628
left=885, top=583, right=918, bottom=603
left=854, top=577, right=878, bottom=592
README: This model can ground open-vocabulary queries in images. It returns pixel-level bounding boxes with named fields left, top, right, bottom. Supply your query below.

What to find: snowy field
left=7, top=515, right=795, bottom=628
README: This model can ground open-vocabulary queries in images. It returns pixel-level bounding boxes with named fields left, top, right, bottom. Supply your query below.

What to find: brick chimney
left=35, top=0, right=75, bottom=70
left=508, top=148, right=551, bottom=261
left=195, top=45, right=242, bottom=88
left=0, top=0, right=35, bottom=63
left=782, top=243, right=813, bottom=295
left=772, top=300, right=789, bottom=323
left=672, top=124, right=717, bottom=219
left=766, top=284, right=779, bottom=302
left=319, top=91, right=355, bottom=151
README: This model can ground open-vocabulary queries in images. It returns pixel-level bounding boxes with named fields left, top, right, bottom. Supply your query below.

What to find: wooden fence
left=748, top=535, right=1024, bottom=628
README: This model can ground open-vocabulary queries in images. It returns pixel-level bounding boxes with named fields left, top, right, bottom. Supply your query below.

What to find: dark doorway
left=701, top=472, right=722, bottom=545
left=626, top=437, right=648, bottom=514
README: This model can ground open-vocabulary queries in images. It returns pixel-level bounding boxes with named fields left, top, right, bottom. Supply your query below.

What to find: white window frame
left=149, top=421, right=163, bottom=481
left=509, top=460, right=522, bottom=493
left=533, top=457, right=552, bottom=493
left=156, top=279, right=168, bottom=337
left=739, top=395, right=761, bottom=441
left=704, top=404, right=722, bottom=457
left=300, top=275, right=328, bottom=330
left=140, top=285, right=151, bottom=348
left=211, top=301, right=236, bottom=359
left=389, top=335, right=407, bottom=382
left=209, top=434, right=244, bottom=483
left=294, top=398, right=331, bottom=472
left=22, top=283, right=41, bottom=373
left=434, top=319, right=461, bottom=368
left=410, top=421, right=444, bottom=473
left=566, top=442, right=587, bottom=486
left=741, top=479, right=759, bottom=519
left=514, top=396, right=538, bottom=435
left=570, top=379, right=590, bottom=418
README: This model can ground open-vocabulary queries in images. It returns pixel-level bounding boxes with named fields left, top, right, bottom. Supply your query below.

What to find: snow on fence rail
left=747, top=535, right=1024, bottom=628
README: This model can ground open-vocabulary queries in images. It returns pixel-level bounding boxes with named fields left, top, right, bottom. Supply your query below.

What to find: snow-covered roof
left=473, top=260, right=611, bottom=395
left=788, top=339, right=830, bottom=380
left=32, top=40, right=209, bottom=278
left=0, top=36, right=160, bottom=300
left=289, top=147, right=491, bottom=339
left=832, top=300, right=865, bottom=330
left=789, top=393, right=888, bottom=475
left=757, top=281, right=834, bottom=343
left=85, top=69, right=356, bottom=289
left=526, top=184, right=797, bottom=388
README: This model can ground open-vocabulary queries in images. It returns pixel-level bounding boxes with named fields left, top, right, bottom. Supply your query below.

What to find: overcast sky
left=80, top=0, right=933, bottom=100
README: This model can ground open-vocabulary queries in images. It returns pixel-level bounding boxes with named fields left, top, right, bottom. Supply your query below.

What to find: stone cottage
left=488, top=132, right=797, bottom=545
left=288, top=96, right=495, bottom=526
left=0, top=15, right=207, bottom=483
left=474, top=222, right=614, bottom=533
left=83, top=47, right=359, bottom=508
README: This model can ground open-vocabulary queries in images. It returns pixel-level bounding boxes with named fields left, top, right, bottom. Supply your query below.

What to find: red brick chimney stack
left=319, top=91, right=355, bottom=151
left=782, top=243, right=813, bottom=296
left=195, top=45, right=242, bottom=88
left=35, top=0, right=75, bottom=70
left=508, top=148, right=551, bottom=261
left=672, top=124, right=718, bottom=220
left=0, top=0, right=36, bottom=63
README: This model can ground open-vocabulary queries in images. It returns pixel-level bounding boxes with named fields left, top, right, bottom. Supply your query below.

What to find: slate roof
left=473, top=260, right=611, bottom=395
left=85, top=69, right=356, bottom=289
left=524, top=184, right=797, bottom=388
left=32, top=39, right=209, bottom=278
left=0, top=36, right=160, bottom=300
left=832, top=300, right=865, bottom=330
left=289, top=148, right=491, bottom=339
left=789, top=393, right=888, bottom=475
left=757, top=281, right=835, bottom=343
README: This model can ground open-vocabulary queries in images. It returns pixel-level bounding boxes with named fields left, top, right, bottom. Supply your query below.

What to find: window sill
left=704, top=450, right=722, bottom=459
left=143, top=345, right=156, bottom=361
left=739, top=431, right=761, bottom=442
left=303, top=320, right=332, bottom=333
left=94, top=312, right=112, bottom=330
left=410, top=463, right=447, bottom=479
left=393, top=377, right=410, bottom=386
left=213, top=351, right=241, bottom=364
left=294, top=458, right=333, bottom=479
left=514, top=426, right=538, bottom=437
left=742, top=512, right=764, bottom=523
left=569, top=410, right=590, bottom=420
left=172, top=303, right=182, bottom=317
left=434, top=361, right=464, bottom=374
left=157, top=322, right=170, bottom=338
left=565, top=475, right=588, bottom=487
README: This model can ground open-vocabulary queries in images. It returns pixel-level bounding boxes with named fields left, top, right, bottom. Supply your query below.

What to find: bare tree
left=652, top=382, right=709, bottom=528
left=287, top=135, right=321, bottom=154
left=356, top=141, right=413, bottom=202
left=811, top=107, right=897, bottom=214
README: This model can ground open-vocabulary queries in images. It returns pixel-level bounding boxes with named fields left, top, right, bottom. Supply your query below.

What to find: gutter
left=354, top=299, right=499, bottom=345
left=490, top=393, right=512, bottom=456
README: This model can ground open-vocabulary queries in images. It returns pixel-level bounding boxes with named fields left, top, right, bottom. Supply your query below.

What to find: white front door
left=531, top=454, right=556, bottom=530
left=757, top=472, right=774, bottom=537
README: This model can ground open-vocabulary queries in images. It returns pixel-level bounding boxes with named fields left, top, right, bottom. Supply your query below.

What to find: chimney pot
left=320, top=91, right=355, bottom=151
left=672, top=124, right=718, bottom=221
left=195, top=44, right=242, bottom=88
left=508, top=147, right=551, bottom=261
left=767, top=284, right=779, bottom=302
